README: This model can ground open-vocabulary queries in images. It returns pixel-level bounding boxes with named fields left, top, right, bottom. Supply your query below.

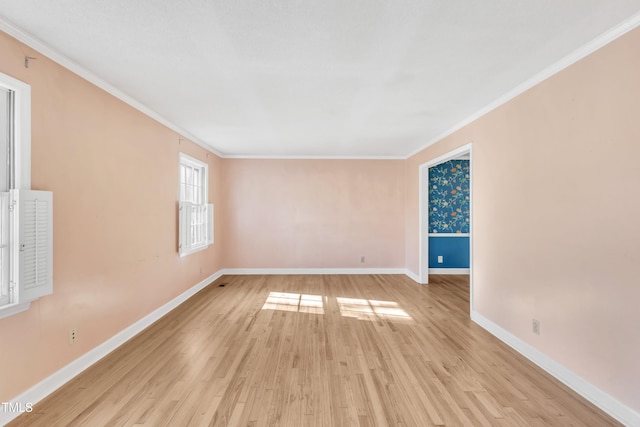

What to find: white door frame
left=418, top=143, right=473, bottom=302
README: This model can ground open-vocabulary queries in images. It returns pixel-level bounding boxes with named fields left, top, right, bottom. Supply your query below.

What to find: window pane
left=0, top=87, right=11, bottom=305
left=0, top=192, right=9, bottom=305
left=185, top=165, right=193, bottom=186
left=186, top=183, right=193, bottom=203
left=193, top=168, right=200, bottom=204
left=0, top=88, right=10, bottom=192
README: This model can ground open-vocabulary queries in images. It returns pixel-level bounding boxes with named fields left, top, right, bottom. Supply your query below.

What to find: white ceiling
left=0, top=1, right=639, bottom=158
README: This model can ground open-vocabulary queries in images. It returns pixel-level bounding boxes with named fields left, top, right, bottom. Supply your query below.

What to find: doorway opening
left=418, top=143, right=473, bottom=308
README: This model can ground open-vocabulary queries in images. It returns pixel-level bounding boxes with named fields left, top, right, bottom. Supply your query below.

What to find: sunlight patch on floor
left=262, top=292, right=412, bottom=321
left=262, top=292, right=324, bottom=314
left=337, top=297, right=412, bottom=321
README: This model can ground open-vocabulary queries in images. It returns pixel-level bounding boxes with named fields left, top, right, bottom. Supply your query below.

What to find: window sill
left=179, top=243, right=210, bottom=257
left=0, top=301, right=31, bottom=320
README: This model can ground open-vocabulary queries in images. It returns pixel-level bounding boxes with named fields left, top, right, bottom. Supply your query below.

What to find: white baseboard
left=471, top=311, right=640, bottom=427
left=222, top=267, right=426, bottom=287
left=428, top=268, right=470, bottom=275
left=404, top=269, right=421, bottom=283
left=221, top=267, right=407, bottom=275
left=0, top=270, right=224, bottom=427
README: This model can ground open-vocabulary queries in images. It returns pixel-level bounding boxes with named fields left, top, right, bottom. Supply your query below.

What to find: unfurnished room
left=0, top=1, right=639, bottom=426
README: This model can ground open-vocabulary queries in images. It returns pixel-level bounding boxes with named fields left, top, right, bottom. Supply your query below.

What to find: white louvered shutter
left=179, top=201, right=193, bottom=256
left=207, top=203, right=214, bottom=245
left=13, top=189, right=53, bottom=302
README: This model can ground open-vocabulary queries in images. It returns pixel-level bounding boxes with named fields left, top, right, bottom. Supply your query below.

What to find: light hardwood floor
left=10, top=274, right=619, bottom=426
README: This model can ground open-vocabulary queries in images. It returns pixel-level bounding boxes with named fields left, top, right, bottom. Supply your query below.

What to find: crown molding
left=221, top=154, right=405, bottom=160
left=405, top=11, right=640, bottom=159
left=0, top=16, right=225, bottom=158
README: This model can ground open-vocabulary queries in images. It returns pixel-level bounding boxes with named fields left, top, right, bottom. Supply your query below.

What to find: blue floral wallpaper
left=429, top=160, right=470, bottom=233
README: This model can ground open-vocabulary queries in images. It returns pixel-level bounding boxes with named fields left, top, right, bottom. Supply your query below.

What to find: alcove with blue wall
left=428, top=159, right=470, bottom=271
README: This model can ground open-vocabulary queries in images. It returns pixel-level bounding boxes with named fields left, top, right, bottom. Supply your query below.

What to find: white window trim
left=0, top=72, right=40, bottom=319
left=0, top=301, right=31, bottom=318
left=178, top=153, right=213, bottom=257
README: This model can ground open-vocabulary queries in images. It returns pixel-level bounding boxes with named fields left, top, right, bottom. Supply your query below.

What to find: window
left=178, top=153, right=213, bottom=256
left=0, top=72, right=53, bottom=319
left=1, top=86, right=11, bottom=307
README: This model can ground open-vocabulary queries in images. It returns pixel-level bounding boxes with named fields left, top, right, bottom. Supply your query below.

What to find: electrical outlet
left=532, top=319, right=540, bottom=335
left=437, top=255, right=443, bottom=263
left=360, top=256, right=365, bottom=263
left=69, top=328, right=78, bottom=344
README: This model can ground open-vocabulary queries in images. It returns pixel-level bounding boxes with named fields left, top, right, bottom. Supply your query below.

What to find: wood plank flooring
left=9, top=274, right=620, bottom=426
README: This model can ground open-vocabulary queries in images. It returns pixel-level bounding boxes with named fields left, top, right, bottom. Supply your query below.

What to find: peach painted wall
left=0, top=31, right=223, bottom=401
left=222, top=159, right=405, bottom=269
left=406, top=28, right=640, bottom=414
